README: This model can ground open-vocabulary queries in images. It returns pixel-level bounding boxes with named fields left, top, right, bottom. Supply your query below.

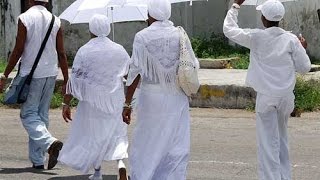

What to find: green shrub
left=294, top=77, right=320, bottom=111
left=191, top=33, right=250, bottom=69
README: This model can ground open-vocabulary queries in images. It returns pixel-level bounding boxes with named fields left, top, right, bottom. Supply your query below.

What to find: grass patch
left=0, top=60, right=7, bottom=73
left=191, top=33, right=250, bottom=69
left=0, top=92, right=78, bottom=109
left=50, top=92, right=78, bottom=109
left=294, top=77, right=320, bottom=112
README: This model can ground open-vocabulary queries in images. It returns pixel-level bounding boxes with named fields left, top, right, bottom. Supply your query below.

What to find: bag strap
left=26, top=14, right=55, bottom=84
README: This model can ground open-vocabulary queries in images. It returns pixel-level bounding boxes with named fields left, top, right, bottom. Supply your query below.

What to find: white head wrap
left=89, top=14, right=111, bottom=37
left=148, top=0, right=171, bottom=21
left=35, top=0, right=49, bottom=2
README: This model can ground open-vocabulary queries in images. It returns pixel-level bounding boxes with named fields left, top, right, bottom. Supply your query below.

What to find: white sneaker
left=88, top=174, right=103, bottom=180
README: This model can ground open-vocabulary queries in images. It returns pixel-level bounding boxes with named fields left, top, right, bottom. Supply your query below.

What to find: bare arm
left=4, top=20, right=27, bottom=77
left=122, top=75, right=140, bottom=125
left=56, top=27, right=69, bottom=89
left=0, top=19, right=27, bottom=91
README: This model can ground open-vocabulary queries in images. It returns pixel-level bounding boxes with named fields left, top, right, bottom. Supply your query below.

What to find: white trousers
left=255, top=93, right=295, bottom=180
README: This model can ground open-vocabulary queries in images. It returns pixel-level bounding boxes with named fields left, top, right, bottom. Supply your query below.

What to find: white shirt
left=223, top=7, right=311, bottom=97
left=18, top=5, right=61, bottom=78
left=127, top=20, right=182, bottom=93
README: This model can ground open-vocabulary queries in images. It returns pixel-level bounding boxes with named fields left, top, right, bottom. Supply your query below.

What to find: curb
left=190, top=84, right=256, bottom=109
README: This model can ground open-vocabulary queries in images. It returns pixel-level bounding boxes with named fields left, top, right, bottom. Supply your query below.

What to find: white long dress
left=127, top=20, right=198, bottom=180
left=58, top=37, right=131, bottom=174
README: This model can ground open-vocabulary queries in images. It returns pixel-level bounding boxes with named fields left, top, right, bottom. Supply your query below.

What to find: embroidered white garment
left=58, top=36, right=131, bottom=174
left=127, top=20, right=187, bottom=93
left=127, top=20, right=192, bottom=179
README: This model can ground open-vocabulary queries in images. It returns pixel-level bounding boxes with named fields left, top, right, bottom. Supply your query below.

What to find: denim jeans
left=20, top=76, right=57, bottom=166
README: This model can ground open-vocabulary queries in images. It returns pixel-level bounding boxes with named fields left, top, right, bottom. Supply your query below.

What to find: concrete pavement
left=0, top=108, right=319, bottom=180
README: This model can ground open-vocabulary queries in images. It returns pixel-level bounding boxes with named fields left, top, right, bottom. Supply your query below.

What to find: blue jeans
left=20, top=76, right=57, bottom=166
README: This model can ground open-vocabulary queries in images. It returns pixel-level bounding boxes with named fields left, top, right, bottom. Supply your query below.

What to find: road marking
left=189, top=160, right=249, bottom=166
left=189, top=161, right=319, bottom=169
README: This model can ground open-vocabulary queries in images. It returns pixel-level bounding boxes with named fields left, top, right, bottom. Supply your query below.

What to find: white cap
left=35, top=0, right=49, bottom=2
left=256, top=0, right=285, bottom=22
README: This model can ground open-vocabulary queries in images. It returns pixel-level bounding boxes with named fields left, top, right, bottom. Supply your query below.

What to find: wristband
left=232, top=3, right=240, bottom=9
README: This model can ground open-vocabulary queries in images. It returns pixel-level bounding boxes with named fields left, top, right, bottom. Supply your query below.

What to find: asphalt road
left=0, top=108, right=319, bottom=180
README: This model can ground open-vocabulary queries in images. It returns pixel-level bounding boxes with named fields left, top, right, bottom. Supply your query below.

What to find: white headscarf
left=89, top=14, right=111, bottom=37
left=148, top=0, right=171, bottom=21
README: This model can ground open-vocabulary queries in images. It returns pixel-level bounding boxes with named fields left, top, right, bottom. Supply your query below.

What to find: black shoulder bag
left=4, top=14, right=55, bottom=104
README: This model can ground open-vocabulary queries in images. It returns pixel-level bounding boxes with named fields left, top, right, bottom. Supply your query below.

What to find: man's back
left=19, top=5, right=61, bottom=78
left=223, top=6, right=311, bottom=97
left=246, top=27, right=310, bottom=97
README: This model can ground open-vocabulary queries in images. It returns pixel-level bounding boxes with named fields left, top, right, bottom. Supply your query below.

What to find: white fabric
left=58, top=37, right=131, bottom=174
left=59, top=0, right=148, bottom=24
left=35, top=0, right=48, bottom=2
left=67, top=37, right=131, bottom=113
left=177, top=26, right=200, bottom=96
left=148, top=0, right=171, bottom=21
left=89, top=15, right=111, bottom=37
left=130, top=85, right=190, bottom=180
left=256, top=0, right=285, bottom=22
left=18, top=5, right=61, bottom=78
left=223, top=7, right=311, bottom=97
left=127, top=20, right=191, bottom=179
left=223, top=7, right=310, bottom=180
left=256, top=93, right=294, bottom=180
left=127, top=20, right=191, bottom=94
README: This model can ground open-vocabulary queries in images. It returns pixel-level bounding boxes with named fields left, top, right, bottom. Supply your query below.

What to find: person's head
left=29, top=0, right=48, bottom=7
left=89, top=14, right=111, bottom=38
left=256, top=0, right=285, bottom=28
left=147, top=0, right=171, bottom=26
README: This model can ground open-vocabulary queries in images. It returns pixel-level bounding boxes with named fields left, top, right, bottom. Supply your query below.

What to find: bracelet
left=123, top=102, right=132, bottom=109
left=62, top=102, right=70, bottom=107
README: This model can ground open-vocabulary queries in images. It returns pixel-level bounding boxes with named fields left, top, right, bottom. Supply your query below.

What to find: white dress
left=58, top=37, right=131, bottom=174
left=127, top=20, right=198, bottom=180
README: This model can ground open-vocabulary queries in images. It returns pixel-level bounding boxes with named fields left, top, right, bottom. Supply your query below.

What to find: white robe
left=58, top=37, right=131, bottom=174
left=127, top=20, right=197, bottom=180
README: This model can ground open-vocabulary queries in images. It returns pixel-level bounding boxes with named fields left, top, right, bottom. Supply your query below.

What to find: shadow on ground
left=0, top=167, right=58, bottom=175
left=48, top=175, right=117, bottom=180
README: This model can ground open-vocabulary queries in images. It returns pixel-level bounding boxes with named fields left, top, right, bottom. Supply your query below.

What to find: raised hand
left=234, top=0, right=246, bottom=5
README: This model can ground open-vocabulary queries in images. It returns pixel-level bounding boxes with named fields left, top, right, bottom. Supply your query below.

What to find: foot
left=119, top=168, right=128, bottom=180
left=47, top=140, right=63, bottom=170
left=89, top=174, right=103, bottom=180
left=32, top=164, right=44, bottom=170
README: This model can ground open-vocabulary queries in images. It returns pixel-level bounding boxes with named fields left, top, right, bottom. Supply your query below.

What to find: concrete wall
left=1, top=0, right=320, bottom=60
left=0, top=0, right=20, bottom=59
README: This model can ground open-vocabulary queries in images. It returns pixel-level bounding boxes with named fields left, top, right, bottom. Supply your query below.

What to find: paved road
left=0, top=108, right=319, bottom=180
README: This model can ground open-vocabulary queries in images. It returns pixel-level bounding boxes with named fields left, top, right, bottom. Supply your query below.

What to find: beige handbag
left=177, top=26, right=200, bottom=96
